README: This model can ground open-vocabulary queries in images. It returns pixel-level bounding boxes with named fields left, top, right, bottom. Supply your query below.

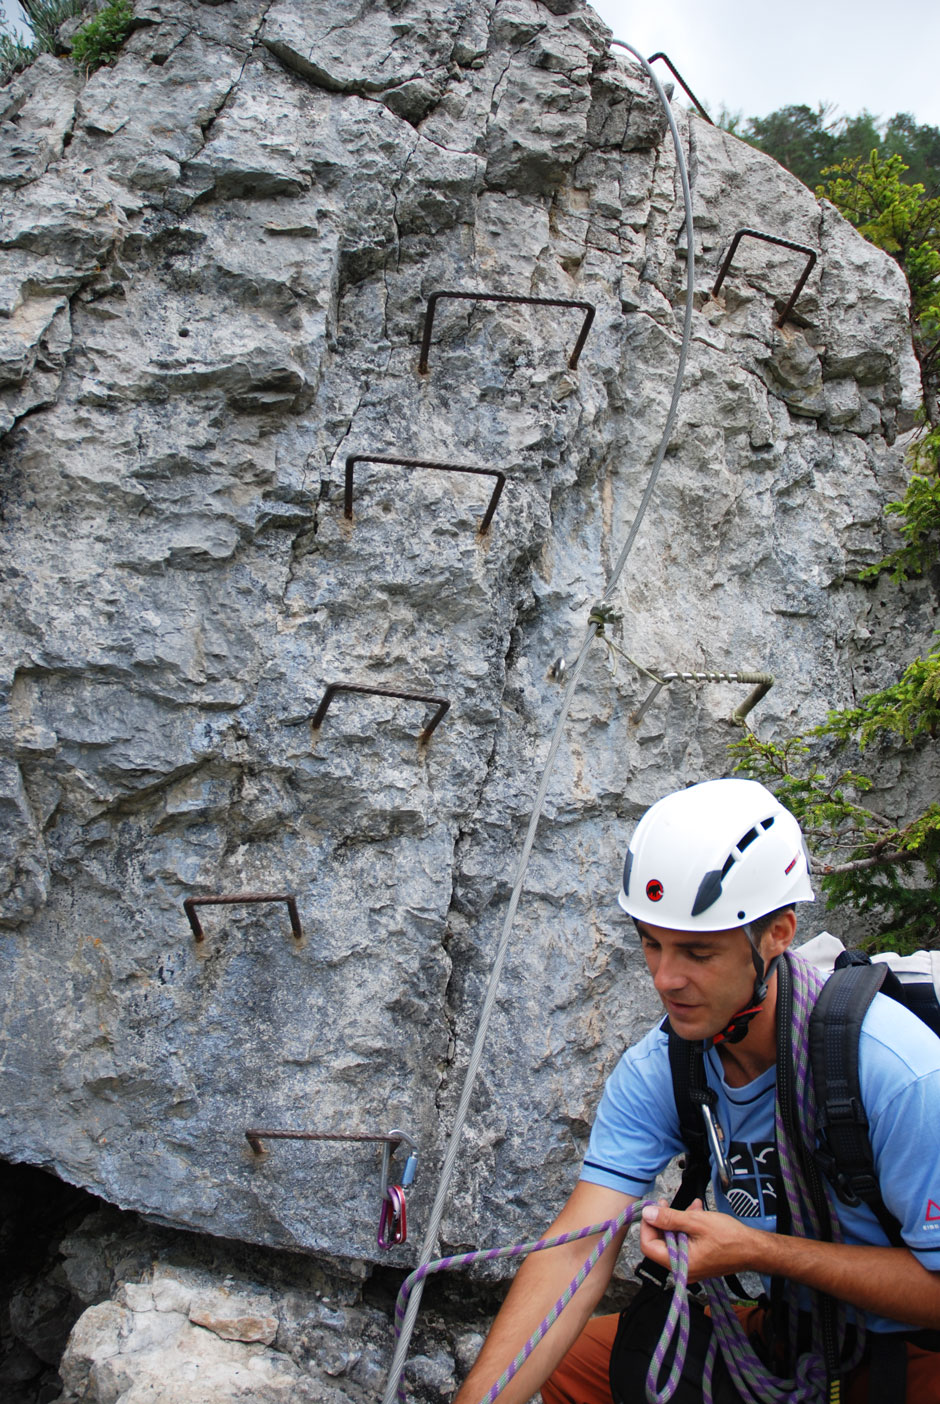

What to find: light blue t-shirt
left=581, top=990, right=940, bottom=1331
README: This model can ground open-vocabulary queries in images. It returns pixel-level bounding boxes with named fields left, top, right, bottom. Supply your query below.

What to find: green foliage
left=864, top=429, right=940, bottom=582
left=731, top=733, right=940, bottom=952
left=0, top=28, right=35, bottom=77
left=735, top=103, right=841, bottom=189
left=0, top=0, right=85, bottom=81
left=724, top=103, right=940, bottom=196
left=70, top=0, right=132, bottom=73
left=882, top=112, right=940, bottom=195
left=819, top=151, right=940, bottom=420
left=816, top=640, right=940, bottom=749
left=818, top=153, right=940, bottom=315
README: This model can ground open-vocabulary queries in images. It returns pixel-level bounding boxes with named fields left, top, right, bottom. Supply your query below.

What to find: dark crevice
left=0, top=1160, right=100, bottom=1404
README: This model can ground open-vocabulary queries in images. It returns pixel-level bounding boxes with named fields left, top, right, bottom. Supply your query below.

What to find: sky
left=0, top=0, right=30, bottom=41
left=3, top=0, right=939, bottom=130
left=591, top=0, right=940, bottom=129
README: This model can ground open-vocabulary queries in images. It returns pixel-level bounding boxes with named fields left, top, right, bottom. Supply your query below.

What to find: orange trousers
left=541, top=1310, right=940, bottom=1404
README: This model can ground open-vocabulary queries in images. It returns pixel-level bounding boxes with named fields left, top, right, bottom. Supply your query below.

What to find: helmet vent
left=622, top=849, right=634, bottom=896
left=736, top=826, right=759, bottom=853
left=695, top=815, right=777, bottom=915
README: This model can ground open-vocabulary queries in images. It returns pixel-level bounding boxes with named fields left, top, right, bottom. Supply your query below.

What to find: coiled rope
left=391, top=954, right=863, bottom=1404
left=381, top=39, right=696, bottom=1404
left=694, top=952, right=863, bottom=1403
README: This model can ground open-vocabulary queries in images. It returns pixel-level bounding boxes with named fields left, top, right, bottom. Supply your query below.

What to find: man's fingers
left=641, top=1202, right=682, bottom=1230
left=641, top=1197, right=706, bottom=1230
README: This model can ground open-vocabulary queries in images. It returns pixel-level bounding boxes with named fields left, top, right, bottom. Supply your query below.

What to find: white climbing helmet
left=618, top=778, right=814, bottom=932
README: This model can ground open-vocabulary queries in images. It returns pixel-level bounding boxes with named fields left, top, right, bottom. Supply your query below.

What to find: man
left=454, top=779, right=940, bottom=1404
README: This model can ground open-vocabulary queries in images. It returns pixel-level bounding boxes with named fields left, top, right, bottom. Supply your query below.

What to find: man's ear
left=763, top=908, right=797, bottom=958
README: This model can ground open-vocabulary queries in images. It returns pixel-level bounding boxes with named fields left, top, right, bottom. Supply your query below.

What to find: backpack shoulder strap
left=635, top=1024, right=715, bottom=1289
left=809, top=960, right=904, bottom=1244
left=668, top=1028, right=709, bottom=1179
left=667, top=1022, right=739, bottom=1204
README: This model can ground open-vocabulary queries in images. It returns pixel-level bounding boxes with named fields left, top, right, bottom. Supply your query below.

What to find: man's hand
left=640, top=1199, right=940, bottom=1330
left=453, top=1181, right=636, bottom=1404
left=640, top=1199, right=761, bottom=1284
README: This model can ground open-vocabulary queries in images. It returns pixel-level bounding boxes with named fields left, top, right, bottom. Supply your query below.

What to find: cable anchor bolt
left=588, top=603, right=623, bottom=637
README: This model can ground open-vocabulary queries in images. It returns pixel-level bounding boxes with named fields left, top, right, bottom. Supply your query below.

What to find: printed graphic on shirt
left=726, top=1141, right=778, bottom=1219
left=924, top=1199, right=940, bottom=1230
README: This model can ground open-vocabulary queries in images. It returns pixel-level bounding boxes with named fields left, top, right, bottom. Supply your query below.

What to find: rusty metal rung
left=646, top=52, right=713, bottom=124
left=310, top=683, right=450, bottom=745
left=244, top=1128, right=414, bottom=1156
left=418, top=290, right=595, bottom=374
left=712, top=228, right=818, bottom=326
left=344, top=455, right=506, bottom=534
left=245, top=1127, right=419, bottom=1248
left=629, top=668, right=774, bottom=728
left=184, top=893, right=302, bottom=944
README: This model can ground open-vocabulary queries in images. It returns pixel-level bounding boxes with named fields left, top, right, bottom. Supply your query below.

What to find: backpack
left=804, top=938, right=940, bottom=1244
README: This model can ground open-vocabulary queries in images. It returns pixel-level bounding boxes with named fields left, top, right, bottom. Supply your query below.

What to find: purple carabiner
left=378, top=1184, right=407, bottom=1249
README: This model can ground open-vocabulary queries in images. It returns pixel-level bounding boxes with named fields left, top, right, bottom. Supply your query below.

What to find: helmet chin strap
left=708, top=944, right=781, bottom=1048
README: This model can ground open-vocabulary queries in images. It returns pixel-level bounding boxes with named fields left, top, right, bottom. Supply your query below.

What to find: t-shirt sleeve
left=860, top=996, right=940, bottom=1271
left=580, top=1025, right=685, bottom=1197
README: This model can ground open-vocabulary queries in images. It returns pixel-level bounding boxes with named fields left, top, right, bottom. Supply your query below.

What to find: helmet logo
left=646, top=879, right=664, bottom=902
left=785, top=855, right=798, bottom=875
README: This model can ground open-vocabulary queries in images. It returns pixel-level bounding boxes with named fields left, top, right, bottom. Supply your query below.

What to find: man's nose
left=653, top=951, right=687, bottom=993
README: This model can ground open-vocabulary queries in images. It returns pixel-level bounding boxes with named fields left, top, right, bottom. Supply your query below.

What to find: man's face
left=635, top=921, right=758, bottom=1042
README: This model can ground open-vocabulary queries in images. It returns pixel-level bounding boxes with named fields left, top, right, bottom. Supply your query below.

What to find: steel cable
left=381, top=40, right=696, bottom=1404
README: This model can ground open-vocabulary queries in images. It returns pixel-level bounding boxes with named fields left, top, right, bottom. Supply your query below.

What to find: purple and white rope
left=644, top=1229, right=691, bottom=1404
left=392, top=1199, right=691, bottom=1404
left=700, top=952, right=863, bottom=1403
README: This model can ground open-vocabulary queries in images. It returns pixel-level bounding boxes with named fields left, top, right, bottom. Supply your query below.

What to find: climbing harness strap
left=809, top=960, right=898, bottom=1238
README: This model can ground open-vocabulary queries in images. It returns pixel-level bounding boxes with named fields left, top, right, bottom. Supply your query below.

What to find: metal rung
left=184, top=893, right=302, bottom=944
left=646, top=52, right=713, bottom=123
left=712, top=229, right=818, bottom=326
left=310, top=683, right=450, bottom=745
left=244, top=1127, right=414, bottom=1157
left=245, top=1127, right=419, bottom=1248
left=418, top=290, right=595, bottom=374
left=344, top=454, right=506, bottom=534
left=631, top=669, right=774, bottom=727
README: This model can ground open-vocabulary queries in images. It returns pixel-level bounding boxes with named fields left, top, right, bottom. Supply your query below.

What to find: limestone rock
left=0, top=0, right=934, bottom=1290
left=0, top=55, right=81, bottom=189
left=58, top=1296, right=324, bottom=1404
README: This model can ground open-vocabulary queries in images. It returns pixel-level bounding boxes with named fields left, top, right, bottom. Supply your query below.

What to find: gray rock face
left=50, top=1202, right=408, bottom=1404
left=0, top=0, right=932, bottom=1281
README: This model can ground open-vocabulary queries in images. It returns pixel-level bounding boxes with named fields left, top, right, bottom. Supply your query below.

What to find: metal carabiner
left=379, top=1129, right=418, bottom=1201
left=378, top=1183, right=407, bottom=1248
left=700, top=1102, right=732, bottom=1190
left=377, top=1130, right=417, bottom=1248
